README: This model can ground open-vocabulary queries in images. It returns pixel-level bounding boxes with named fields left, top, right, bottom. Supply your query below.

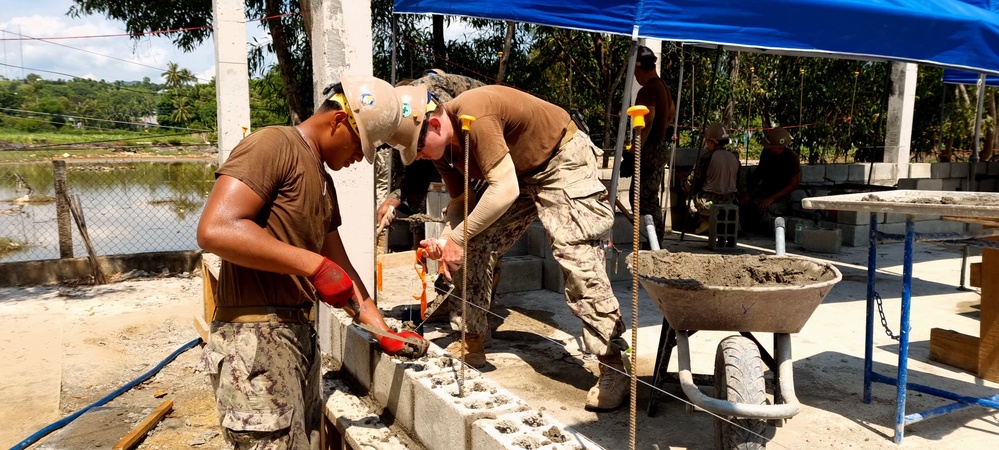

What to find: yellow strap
left=330, top=93, right=360, bottom=136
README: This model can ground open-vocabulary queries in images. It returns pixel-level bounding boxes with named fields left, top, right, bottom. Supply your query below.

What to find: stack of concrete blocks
left=323, top=308, right=604, bottom=449
left=708, top=203, right=739, bottom=250
left=791, top=161, right=998, bottom=247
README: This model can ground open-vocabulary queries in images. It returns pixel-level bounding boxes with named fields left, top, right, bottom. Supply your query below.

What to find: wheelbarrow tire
left=713, top=335, right=770, bottom=450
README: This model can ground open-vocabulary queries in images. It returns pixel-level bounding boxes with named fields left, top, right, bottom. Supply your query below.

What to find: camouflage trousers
left=690, top=191, right=737, bottom=217
left=447, top=130, right=627, bottom=356
left=628, top=140, right=671, bottom=235
left=740, top=193, right=793, bottom=233
left=200, top=320, right=321, bottom=450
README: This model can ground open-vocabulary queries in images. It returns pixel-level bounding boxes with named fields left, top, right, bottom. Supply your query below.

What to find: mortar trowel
left=353, top=322, right=429, bottom=358
left=422, top=274, right=456, bottom=320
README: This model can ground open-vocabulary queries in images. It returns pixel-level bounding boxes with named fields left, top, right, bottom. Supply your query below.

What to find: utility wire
left=1, top=107, right=212, bottom=133
left=0, top=28, right=212, bottom=84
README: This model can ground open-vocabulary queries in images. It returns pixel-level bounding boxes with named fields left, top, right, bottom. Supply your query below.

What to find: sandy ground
left=2, top=231, right=998, bottom=449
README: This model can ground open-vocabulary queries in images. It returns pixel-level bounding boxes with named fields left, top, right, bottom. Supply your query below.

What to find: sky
left=0, top=1, right=480, bottom=86
left=0, top=0, right=273, bottom=84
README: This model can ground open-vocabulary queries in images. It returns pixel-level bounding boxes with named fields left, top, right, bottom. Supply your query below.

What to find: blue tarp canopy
left=395, top=0, right=999, bottom=75
left=943, top=69, right=999, bottom=85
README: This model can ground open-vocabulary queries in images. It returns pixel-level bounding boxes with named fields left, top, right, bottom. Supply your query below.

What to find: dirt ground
left=2, top=231, right=998, bottom=449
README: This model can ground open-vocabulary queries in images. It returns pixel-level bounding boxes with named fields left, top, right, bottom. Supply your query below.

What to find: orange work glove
left=308, top=258, right=354, bottom=308
left=379, top=330, right=428, bottom=358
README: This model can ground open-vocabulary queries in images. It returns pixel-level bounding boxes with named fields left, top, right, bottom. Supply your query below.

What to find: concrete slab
left=372, top=231, right=998, bottom=450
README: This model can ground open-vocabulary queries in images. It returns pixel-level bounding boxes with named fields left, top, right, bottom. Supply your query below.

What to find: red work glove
left=379, top=330, right=428, bottom=358
left=308, top=258, right=354, bottom=308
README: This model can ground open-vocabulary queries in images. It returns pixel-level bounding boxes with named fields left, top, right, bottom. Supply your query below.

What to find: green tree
left=170, top=96, right=193, bottom=125
left=162, top=62, right=183, bottom=89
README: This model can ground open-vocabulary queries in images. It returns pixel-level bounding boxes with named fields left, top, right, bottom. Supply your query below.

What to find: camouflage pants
left=628, top=140, right=670, bottom=235
left=740, top=193, right=793, bottom=233
left=448, top=130, right=627, bottom=356
left=200, top=320, right=321, bottom=450
left=690, top=191, right=737, bottom=217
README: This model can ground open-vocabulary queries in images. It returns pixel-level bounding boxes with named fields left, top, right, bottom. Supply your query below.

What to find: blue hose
left=10, top=337, right=203, bottom=450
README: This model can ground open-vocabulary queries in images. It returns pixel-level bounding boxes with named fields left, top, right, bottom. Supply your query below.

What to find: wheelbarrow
left=636, top=251, right=842, bottom=449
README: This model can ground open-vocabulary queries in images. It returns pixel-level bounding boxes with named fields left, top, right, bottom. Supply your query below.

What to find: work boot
left=584, top=353, right=629, bottom=411
left=444, top=333, right=487, bottom=368
left=695, top=218, right=710, bottom=235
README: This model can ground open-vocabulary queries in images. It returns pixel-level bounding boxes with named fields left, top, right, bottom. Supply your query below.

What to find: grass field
left=0, top=127, right=214, bottom=162
left=0, top=127, right=210, bottom=146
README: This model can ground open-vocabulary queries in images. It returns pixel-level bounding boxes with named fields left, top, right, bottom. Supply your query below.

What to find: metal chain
left=873, top=291, right=900, bottom=341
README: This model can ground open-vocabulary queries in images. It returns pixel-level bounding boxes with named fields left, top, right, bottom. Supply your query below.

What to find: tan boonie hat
left=705, top=123, right=728, bottom=141
left=339, top=75, right=402, bottom=163
left=763, top=127, right=792, bottom=148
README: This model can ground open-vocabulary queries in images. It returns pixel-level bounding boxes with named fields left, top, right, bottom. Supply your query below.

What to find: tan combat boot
left=584, top=353, right=629, bottom=411
left=444, top=333, right=487, bottom=368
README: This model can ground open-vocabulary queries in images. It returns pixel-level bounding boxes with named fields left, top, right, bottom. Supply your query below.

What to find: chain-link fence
left=0, top=159, right=217, bottom=263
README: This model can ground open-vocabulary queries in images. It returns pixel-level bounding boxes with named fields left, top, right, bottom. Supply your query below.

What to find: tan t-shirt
left=214, top=126, right=341, bottom=308
left=435, top=85, right=571, bottom=189
left=705, top=149, right=740, bottom=195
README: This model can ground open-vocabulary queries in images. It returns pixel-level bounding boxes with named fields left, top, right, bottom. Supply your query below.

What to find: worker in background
left=376, top=69, right=486, bottom=232
left=741, top=127, right=801, bottom=232
left=385, top=83, right=630, bottom=412
left=196, top=76, right=427, bottom=449
left=624, top=45, right=676, bottom=238
left=685, top=123, right=741, bottom=234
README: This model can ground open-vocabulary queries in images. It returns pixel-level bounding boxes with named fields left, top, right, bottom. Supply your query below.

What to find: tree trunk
left=299, top=0, right=312, bottom=48
left=432, top=15, right=446, bottom=69
left=723, top=52, right=740, bottom=129
left=984, top=88, right=996, bottom=161
left=497, top=21, right=515, bottom=82
left=266, top=0, right=305, bottom=124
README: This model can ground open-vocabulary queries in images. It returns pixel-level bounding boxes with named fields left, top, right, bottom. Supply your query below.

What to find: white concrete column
left=309, top=0, right=375, bottom=352
left=212, top=0, right=252, bottom=164
left=884, top=62, right=917, bottom=181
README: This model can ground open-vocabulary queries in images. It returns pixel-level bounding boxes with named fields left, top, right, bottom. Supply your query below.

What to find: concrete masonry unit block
left=496, top=256, right=544, bottom=294
left=908, top=163, right=931, bottom=179
left=847, top=164, right=870, bottom=182
left=799, top=164, right=825, bottom=184
left=471, top=411, right=602, bottom=450
left=323, top=378, right=414, bottom=450
left=825, top=164, right=849, bottom=183
left=414, top=370, right=528, bottom=450
left=371, top=350, right=455, bottom=434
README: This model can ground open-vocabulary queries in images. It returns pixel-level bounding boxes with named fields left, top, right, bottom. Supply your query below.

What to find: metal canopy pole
left=959, top=73, right=986, bottom=290
left=663, top=45, right=686, bottom=233
left=606, top=27, right=640, bottom=245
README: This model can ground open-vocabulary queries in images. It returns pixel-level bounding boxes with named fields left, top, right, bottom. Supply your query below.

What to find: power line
left=1, top=107, right=212, bottom=133
left=0, top=28, right=212, bottom=84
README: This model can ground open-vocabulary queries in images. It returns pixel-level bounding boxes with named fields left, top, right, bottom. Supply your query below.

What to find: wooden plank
left=113, top=400, right=173, bottom=450
left=377, top=249, right=418, bottom=270
left=980, top=237, right=999, bottom=382
left=971, top=262, right=982, bottom=288
left=193, top=314, right=210, bottom=342
left=928, top=328, right=980, bottom=374
left=941, top=215, right=999, bottom=227
left=201, top=256, right=219, bottom=323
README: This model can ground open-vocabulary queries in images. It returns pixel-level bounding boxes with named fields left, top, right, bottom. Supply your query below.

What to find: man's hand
left=376, top=197, right=400, bottom=234
left=419, top=238, right=463, bottom=280
left=758, top=197, right=775, bottom=213
left=308, top=257, right=355, bottom=308
left=379, top=330, right=428, bottom=358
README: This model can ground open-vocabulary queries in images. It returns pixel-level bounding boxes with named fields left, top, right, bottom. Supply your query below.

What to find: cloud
left=2, top=8, right=218, bottom=83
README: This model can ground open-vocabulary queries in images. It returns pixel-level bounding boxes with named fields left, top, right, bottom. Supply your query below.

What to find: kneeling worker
left=382, top=82, right=630, bottom=411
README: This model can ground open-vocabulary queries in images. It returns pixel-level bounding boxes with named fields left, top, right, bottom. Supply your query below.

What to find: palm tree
left=162, top=62, right=182, bottom=89
left=170, top=96, right=192, bottom=124
left=178, top=68, right=197, bottom=86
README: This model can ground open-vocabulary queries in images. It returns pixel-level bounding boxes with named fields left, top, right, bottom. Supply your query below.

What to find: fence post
left=53, top=160, right=73, bottom=259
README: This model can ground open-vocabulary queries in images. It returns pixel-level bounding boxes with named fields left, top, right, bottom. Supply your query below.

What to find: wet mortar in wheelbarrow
left=636, top=251, right=841, bottom=333
left=634, top=250, right=843, bottom=450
